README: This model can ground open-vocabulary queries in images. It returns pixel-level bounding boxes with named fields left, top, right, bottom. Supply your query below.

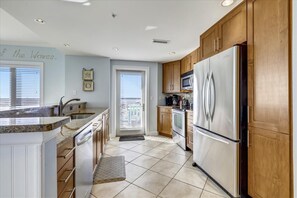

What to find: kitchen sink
left=69, top=113, right=95, bottom=120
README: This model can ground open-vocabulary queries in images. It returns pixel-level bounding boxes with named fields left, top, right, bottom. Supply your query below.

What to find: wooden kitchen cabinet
left=200, top=2, right=246, bottom=60
left=181, top=48, right=200, bottom=75
left=217, top=2, right=246, bottom=52
left=103, top=110, right=110, bottom=145
left=200, top=24, right=219, bottom=60
left=57, top=138, right=76, bottom=198
left=190, top=48, right=200, bottom=68
left=181, top=54, right=191, bottom=75
left=186, top=111, right=193, bottom=150
left=247, top=0, right=291, bottom=197
left=157, top=106, right=172, bottom=137
left=93, top=122, right=103, bottom=172
left=162, top=61, right=180, bottom=93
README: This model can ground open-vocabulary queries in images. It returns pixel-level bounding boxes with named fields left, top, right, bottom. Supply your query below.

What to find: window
left=0, top=61, right=43, bottom=107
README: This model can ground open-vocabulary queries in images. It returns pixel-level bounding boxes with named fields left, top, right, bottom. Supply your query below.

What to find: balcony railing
left=120, top=98, right=142, bottom=129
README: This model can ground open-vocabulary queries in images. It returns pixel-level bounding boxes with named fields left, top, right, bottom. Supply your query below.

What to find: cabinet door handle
left=57, top=147, right=75, bottom=159
left=213, top=39, right=216, bottom=52
left=58, top=167, right=76, bottom=183
left=217, top=37, right=220, bottom=51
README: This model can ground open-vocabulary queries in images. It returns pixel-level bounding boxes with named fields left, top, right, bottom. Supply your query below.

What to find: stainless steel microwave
left=181, top=71, right=193, bottom=90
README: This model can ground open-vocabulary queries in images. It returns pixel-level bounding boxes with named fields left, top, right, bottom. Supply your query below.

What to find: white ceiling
left=0, top=0, right=242, bottom=62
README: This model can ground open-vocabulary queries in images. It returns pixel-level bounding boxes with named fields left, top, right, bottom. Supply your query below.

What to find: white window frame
left=0, top=60, right=44, bottom=107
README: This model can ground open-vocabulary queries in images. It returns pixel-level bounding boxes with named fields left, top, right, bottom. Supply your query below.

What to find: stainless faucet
left=59, top=96, right=80, bottom=116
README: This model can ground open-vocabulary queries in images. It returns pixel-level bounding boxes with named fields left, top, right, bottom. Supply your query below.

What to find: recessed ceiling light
left=34, top=18, right=45, bottom=24
left=221, top=0, right=235, bottom=7
left=113, top=47, right=119, bottom=52
left=63, top=0, right=88, bottom=3
left=169, top=52, right=176, bottom=55
left=82, top=1, right=91, bottom=6
left=64, top=43, right=70, bottom=47
left=145, top=26, right=158, bottom=31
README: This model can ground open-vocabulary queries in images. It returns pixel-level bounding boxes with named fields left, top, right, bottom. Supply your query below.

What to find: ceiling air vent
left=152, top=39, right=170, bottom=44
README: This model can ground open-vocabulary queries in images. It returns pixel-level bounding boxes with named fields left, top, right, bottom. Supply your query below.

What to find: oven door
left=172, top=110, right=186, bottom=137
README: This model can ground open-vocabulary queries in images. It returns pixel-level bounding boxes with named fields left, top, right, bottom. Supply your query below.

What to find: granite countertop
left=0, top=117, right=70, bottom=133
left=56, top=108, right=108, bottom=147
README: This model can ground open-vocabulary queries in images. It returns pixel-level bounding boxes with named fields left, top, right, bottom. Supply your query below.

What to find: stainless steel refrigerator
left=193, top=45, right=248, bottom=198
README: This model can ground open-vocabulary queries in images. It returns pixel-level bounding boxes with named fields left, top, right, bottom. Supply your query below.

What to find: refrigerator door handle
left=202, top=73, right=209, bottom=120
left=195, top=128, right=229, bottom=145
left=209, top=72, right=216, bottom=121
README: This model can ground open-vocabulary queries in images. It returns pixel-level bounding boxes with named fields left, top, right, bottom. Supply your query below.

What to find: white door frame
left=111, top=65, right=149, bottom=137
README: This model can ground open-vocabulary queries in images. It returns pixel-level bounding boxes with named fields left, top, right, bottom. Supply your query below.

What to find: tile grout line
left=103, top=137, right=208, bottom=198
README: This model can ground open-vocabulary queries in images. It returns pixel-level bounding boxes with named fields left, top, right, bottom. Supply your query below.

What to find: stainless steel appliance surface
left=181, top=70, right=193, bottom=91
left=172, top=108, right=186, bottom=150
left=75, top=124, right=93, bottom=198
left=193, top=45, right=248, bottom=198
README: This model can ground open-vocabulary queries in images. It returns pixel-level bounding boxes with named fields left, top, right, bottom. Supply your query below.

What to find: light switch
left=72, top=90, right=77, bottom=96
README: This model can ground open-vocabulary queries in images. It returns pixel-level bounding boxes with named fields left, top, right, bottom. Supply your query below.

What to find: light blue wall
left=110, top=60, right=164, bottom=135
left=0, top=45, right=65, bottom=105
left=65, top=55, right=110, bottom=108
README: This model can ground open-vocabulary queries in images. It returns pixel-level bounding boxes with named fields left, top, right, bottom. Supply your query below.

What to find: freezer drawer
left=193, top=126, right=239, bottom=197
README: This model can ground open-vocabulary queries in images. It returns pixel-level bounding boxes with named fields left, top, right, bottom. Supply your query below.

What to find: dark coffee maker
left=165, top=96, right=173, bottom=106
left=172, top=95, right=179, bottom=106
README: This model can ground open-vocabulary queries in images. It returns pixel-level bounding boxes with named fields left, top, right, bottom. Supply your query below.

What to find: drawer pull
left=62, top=187, right=76, bottom=198
left=58, top=147, right=75, bottom=159
left=58, top=167, right=76, bottom=183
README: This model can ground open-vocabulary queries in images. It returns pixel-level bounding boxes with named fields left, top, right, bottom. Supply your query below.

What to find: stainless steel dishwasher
left=75, top=124, right=93, bottom=198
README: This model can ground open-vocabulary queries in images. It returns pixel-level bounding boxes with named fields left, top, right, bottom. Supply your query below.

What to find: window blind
left=0, top=65, right=41, bottom=107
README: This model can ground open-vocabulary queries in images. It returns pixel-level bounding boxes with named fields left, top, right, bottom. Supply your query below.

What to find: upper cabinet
left=163, top=60, right=181, bottom=93
left=218, top=2, right=246, bottom=52
left=181, top=48, right=200, bottom=75
left=181, top=54, right=191, bottom=75
left=200, top=2, right=246, bottom=60
left=200, top=25, right=219, bottom=59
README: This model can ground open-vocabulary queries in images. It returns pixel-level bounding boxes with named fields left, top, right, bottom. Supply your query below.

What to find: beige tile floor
left=91, top=136, right=230, bottom=198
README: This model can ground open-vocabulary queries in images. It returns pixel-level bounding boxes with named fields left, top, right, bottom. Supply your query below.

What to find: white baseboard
left=146, top=131, right=159, bottom=136
left=110, top=131, right=159, bottom=137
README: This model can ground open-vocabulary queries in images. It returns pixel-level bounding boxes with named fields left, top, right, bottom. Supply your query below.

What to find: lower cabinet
left=186, top=111, right=193, bottom=150
left=93, top=122, right=103, bottom=172
left=248, top=127, right=290, bottom=198
left=103, top=110, right=110, bottom=145
left=157, top=106, right=172, bottom=137
left=57, top=138, right=76, bottom=198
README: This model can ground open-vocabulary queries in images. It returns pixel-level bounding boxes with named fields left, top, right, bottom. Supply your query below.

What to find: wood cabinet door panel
left=172, top=61, right=181, bottom=93
left=248, top=0, right=290, bottom=134
left=181, top=58, right=187, bottom=75
left=158, top=107, right=172, bottom=136
left=218, top=2, right=246, bottom=51
left=248, top=127, right=290, bottom=198
left=163, top=63, right=172, bottom=93
left=200, top=25, right=218, bottom=59
left=190, top=49, right=198, bottom=70
left=161, top=113, right=172, bottom=135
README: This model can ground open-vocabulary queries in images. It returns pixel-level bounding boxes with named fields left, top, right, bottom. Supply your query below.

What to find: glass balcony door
left=116, top=70, right=145, bottom=136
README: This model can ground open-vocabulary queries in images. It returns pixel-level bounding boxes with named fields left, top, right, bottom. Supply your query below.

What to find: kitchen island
left=0, top=106, right=109, bottom=198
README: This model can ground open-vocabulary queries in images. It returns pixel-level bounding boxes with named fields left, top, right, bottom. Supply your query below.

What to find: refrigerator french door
left=193, top=45, right=247, bottom=198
